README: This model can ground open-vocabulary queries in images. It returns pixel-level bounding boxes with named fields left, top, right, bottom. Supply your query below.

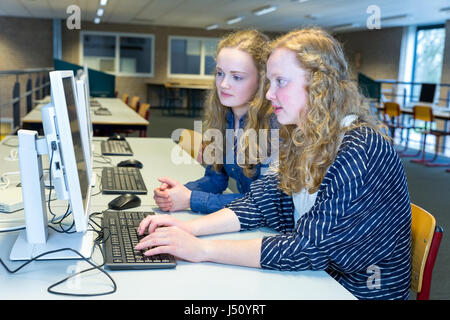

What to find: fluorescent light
left=100, top=0, right=108, bottom=6
left=205, top=24, right=219, bottom=30
left=332, top=23, right=360, bottom=31
left=380, top=14, right=409, bottom=22
left=226, top=16, right=244, bottom=25
left=97, top=8, right=104, bottom=17
left=253, top=5, right=278, bottom=16
left=292, top=0, right=310, bottom=3
left=94, top=17, right=101, bottom=24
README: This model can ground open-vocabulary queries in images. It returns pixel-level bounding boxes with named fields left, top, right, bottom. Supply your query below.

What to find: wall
left=335, top=26, right=404, bottom=81
left=0, top=17, right=53, bottom=124
left=61, top=21, right=233, bottom=106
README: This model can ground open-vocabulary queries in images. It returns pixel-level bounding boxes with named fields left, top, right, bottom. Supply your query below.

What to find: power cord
left=0, top=212, right=117, bottom=297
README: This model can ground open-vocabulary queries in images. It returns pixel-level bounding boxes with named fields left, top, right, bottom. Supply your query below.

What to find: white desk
left=0, top=137, right=356, bottom=300
left=22, top=98, right=149, bottom=132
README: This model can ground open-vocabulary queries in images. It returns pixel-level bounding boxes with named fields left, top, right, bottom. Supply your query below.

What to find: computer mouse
left=108, top=194, right=141, bottom=210
left=108, top=133, right=126, bottom=141
left=117, top=159, right=143, bottom=169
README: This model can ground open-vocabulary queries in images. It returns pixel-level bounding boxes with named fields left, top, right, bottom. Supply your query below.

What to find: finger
left=135, top=234, right=170, bottom=250
left=138, top=215, right=155, bottom=235
left=159, top=183, right=169, bottom=190
left=157, top=176, right=179, bottom=187
left=154, top=197, right=172, bottom=206
left=154, top=188, right=170, bottom=198
left=144, top=245, right=176, bottom=257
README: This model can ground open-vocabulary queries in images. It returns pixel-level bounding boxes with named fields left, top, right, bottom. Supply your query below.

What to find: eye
left=232, top=74, right=243, bottom=81
left=276, top=78, right=287, bottom=87
left=216, top=70, right=224, bottom=77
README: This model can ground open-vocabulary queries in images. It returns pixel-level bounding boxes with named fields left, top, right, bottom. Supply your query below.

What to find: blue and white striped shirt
left=226, top=126, right=411, bottom=300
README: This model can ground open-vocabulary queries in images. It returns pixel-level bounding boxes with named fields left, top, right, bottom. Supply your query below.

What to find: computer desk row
left=22, top=97, right=149, bottom=133
left=0, top=136, right=356, bottom=300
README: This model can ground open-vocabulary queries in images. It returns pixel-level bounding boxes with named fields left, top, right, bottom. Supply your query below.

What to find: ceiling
left=0, top=0, right=449, bottom=33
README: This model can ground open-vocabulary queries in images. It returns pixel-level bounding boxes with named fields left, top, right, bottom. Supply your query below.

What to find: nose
left=219, top=76, right=230, bottom=89
left=265, top=85, right=275, bottom=101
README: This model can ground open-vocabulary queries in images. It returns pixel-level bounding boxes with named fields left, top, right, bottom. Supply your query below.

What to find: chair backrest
left=410, top=203, right=442, bottom=299
left=129, top=96, right=140, bottom=111
left=413, top=105, right=433, bottom=122
left=178, top=129, right=203, bottom=162
left=138, top=103, right=150, bottom=119
left=122, top=93, right=129, bottom=104
left=383, top=102, right=401, bottom=118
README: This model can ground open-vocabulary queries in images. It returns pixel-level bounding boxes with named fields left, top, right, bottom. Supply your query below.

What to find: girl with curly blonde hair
left=138, top=28, right=411, bottom=300
left=153, top=29, right=279, bottom=214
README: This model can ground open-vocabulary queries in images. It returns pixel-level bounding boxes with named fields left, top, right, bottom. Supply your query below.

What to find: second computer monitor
left=50, top=70, right=91, bottom=233
left=76, top=77, right=94, bottom=184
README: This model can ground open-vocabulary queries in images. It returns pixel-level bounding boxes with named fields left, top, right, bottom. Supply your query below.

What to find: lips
left=273, top=105, right=283, bottom=114
left=220, top=91, right=233, bottom=98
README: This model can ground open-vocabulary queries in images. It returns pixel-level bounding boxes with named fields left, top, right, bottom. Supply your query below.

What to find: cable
left=0, top=213, right=117, bottom=297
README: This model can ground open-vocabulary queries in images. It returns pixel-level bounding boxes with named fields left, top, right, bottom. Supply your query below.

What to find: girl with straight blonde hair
left=154, top=29, right=279, bottom=214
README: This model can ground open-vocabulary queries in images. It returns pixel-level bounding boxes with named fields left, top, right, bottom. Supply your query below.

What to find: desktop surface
left=0, top=137, right=356, bottom=300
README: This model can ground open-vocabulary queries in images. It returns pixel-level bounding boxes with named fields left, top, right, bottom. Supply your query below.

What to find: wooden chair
left=121, top=93, right=129, bottom=105
left=410, top=203, right=443, bottom=300
left=408, top=105, right=450, bottom=166
left=129, top=96, right=140, bottom=111
left=138, top=103, right=150, bottom=137
left=178, top=129, right=203, bottom=163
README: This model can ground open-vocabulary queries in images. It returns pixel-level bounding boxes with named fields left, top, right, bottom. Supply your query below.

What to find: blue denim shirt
left=185, top=110, right=280, bottom=214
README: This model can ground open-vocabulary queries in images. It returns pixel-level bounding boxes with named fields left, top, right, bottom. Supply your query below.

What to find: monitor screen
left=419, top=83, right=436, bottom=103
left=62, top=77, right=90, bottom=215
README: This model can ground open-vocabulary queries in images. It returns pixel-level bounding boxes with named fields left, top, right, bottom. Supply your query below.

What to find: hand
left=153, top=181, right=172, bottom=211
left=137, top=213, right=192, bottom=235
left=153, top=177, right=192, bottom=212
left=135, top=225, right=207, bottom=263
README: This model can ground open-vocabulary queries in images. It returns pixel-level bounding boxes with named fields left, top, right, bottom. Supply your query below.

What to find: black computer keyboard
left=102, top=210, right=177, bottom=270
left=101, top=140, right=133, bottom=156
left=102, top=167, right=147, bottom=194
left=94, top=108, right=112, bottom=116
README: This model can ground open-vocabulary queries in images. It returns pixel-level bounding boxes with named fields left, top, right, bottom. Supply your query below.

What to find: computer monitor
left=76, top=77, right=94, bottom=185
left=10, top=70, right=93, bottom=261
left=419, top=83, right=436, bottom=103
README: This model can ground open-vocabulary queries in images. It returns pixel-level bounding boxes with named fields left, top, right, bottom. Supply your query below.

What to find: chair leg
left=424, top=136, right=450, bottom=167
left=399, top=130, right=422, bottom=157
left=411, top=133, right=429, bottom=165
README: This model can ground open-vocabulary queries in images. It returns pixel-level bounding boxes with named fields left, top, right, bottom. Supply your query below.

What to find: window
left=411, top=25, right=445, bottom=101
left=81, top=32, right=154, bottom=77
left=168, top=36, right=219, bottom=78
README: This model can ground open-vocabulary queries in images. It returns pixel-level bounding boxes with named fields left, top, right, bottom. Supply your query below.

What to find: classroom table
left=22, top=98, right=149, bottom=133
left=0, top=137, right=356, bottom=300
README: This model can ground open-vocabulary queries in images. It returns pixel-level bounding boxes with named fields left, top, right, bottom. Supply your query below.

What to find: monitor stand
left=9, top=130, right=93, bottom=261
left=10, top=229, right=93, bottom=261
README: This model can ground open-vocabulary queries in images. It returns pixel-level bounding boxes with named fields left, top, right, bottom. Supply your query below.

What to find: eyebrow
left=215, top=67, right=248, bottom=75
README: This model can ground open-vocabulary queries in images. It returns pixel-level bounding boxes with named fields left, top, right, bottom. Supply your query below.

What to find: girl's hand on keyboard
left=135, top=226, right=207, bottom=263
left=137, top=214, right=192, bottom=236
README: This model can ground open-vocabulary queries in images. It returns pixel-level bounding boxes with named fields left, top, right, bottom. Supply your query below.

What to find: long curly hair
left=266, top=28, right=385, bottom=195
left=203, top=29, right=274, bottom=177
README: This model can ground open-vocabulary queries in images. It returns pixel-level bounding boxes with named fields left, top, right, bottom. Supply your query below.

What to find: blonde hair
left=267, top=28, right=384, bottom=195
left=203, top=29, right=274, bottom=177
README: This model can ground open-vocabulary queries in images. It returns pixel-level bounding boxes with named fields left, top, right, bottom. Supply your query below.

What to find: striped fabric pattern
left=226, top=127, right=411, bottom=300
